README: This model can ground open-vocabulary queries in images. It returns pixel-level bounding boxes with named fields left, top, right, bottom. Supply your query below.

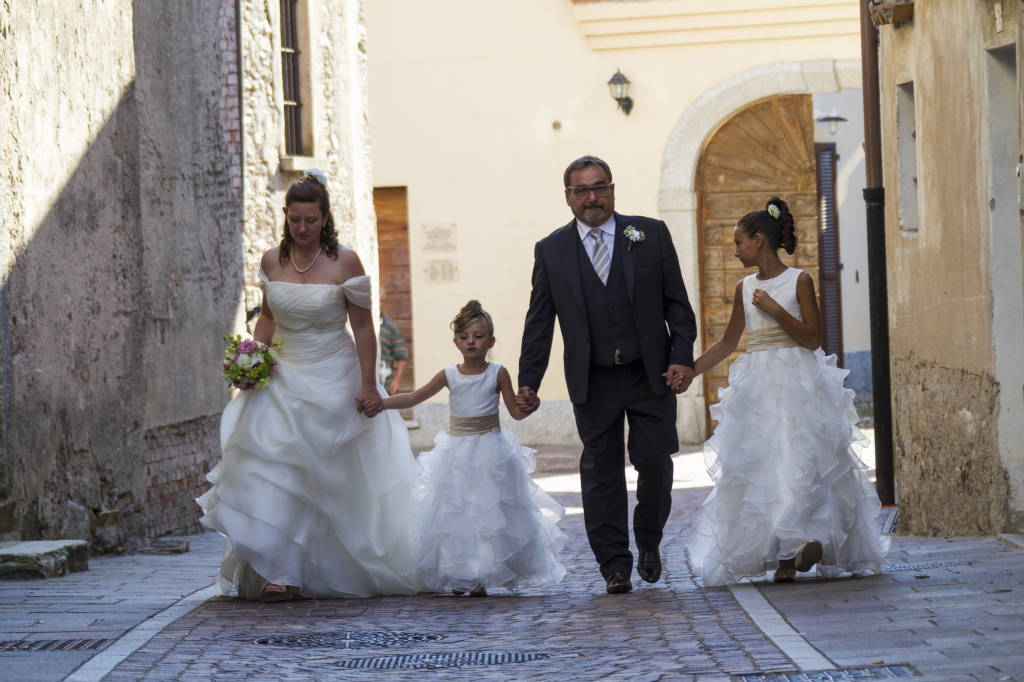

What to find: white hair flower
left=767, top=204, right=781, bottom=220
left=303, top=168, right=328, bottom=187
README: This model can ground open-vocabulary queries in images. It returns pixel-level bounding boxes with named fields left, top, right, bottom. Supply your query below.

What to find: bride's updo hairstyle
left=451, top=300, right=494, bottom=336
left=279, top=171, right=340, bottom=264
left=737, top=196, right=797, bottom=255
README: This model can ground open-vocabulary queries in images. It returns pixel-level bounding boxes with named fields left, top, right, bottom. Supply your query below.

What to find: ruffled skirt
left=413, top=429, right=566, bottom=592
left=197, top=344, right=420, bottom=599
left=687, top=347, right=889, bottom=586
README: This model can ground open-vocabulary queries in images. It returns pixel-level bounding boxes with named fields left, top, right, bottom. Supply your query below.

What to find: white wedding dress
left=197, top=270, right=420, bottom=599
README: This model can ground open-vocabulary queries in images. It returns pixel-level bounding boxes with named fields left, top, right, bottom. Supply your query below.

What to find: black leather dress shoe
left=605, top=571, right=632, bottom=594
left=637, top=549, right=662, bottom=583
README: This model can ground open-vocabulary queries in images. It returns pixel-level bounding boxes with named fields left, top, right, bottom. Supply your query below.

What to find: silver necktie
left=589, top=228, right=610, bottom=285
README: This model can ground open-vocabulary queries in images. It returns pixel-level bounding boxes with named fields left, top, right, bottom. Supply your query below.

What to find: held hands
left=355, top=384, right=384, bottom=418
left=751, top=288, right=783, bottom=317
left=662, top=364, right=695, bottom=394
left=515, top=386, right=541, bottom=416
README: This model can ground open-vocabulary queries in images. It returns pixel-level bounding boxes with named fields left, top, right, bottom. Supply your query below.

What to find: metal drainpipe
left=859, top=0, right=895, bottom=506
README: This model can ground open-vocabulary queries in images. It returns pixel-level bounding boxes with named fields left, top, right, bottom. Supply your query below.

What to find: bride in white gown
left=198, top=170, right=419, bottom=600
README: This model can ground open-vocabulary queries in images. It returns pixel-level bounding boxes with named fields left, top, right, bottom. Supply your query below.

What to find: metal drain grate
left=885, top=560, right=972, bottom=572
left=734, top=664, right=917, bottom=680
left=336, top=651, right=550, bottom=670
left=251, top=631, right=442, bottom=649
left=0, top=638, right=112, bottom=652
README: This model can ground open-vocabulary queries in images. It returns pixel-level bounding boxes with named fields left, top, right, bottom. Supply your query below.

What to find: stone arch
left=663, top=60, right=862, bottom=443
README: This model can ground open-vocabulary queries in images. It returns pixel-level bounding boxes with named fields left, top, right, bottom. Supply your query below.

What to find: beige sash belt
left=746, top=326, right=801, bottom=352
left=449, top=413, right=500, bottom=436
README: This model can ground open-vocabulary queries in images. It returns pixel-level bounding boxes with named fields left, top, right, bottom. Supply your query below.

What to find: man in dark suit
left=517, top=155, right=697, bottom=594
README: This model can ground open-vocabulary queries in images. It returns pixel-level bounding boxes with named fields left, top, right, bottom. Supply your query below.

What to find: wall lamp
left=815, top=108, right=848, bottom=135
left=608, top=70, right=633, bottom=115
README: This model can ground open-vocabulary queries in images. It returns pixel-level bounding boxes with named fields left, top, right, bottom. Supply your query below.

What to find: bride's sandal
left=469, top=585, right=488, bottom=598
left=261, top=583, right=290, bottom=602
left=794, top=540, right=823, bottom=573
left=773, top=558, right=796, bottom=583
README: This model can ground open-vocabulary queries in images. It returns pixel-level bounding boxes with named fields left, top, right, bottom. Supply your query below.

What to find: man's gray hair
left=563, top=155, right=612, bottom=188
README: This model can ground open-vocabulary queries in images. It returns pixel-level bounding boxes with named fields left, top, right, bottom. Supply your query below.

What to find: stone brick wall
left=143, top=415, right=220, bottom=539
left=892, top=354, right=1009, bottom=536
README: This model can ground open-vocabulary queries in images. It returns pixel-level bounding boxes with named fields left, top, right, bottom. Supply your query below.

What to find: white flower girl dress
left=687, top=267, right=889, bottom=586
left=413, top=362, right=566, bottom=593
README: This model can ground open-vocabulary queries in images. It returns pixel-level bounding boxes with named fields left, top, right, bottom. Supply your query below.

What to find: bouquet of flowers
left=222, top=334, right=282, bottom=390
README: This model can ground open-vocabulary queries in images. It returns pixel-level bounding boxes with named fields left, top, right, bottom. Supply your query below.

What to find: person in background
left=380, top=312, right=408, bottom=395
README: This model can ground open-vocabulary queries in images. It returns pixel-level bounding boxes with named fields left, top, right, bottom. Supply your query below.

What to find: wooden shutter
left=815, top=143, right=844, bottom=365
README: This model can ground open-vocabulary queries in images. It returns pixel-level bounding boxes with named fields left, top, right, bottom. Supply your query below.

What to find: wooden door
left=373, top=187, right=414, bottom=392
left=696, top=94, right=819, bottom=432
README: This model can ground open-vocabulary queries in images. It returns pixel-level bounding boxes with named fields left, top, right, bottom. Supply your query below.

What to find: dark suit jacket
left=519, top=212, right=697, bottom=404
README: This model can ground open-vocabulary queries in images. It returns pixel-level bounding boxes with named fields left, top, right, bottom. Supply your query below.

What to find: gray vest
left=577, top=237, right=640, bottom=367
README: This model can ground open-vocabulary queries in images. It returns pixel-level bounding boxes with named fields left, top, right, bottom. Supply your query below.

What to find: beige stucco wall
left=366, top=0, right=864, bottom=445
left=879, top=1, right=1023, bottom=533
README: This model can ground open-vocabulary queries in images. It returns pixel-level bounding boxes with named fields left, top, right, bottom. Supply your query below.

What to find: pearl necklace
left=291, top=246, right=322, bottom=273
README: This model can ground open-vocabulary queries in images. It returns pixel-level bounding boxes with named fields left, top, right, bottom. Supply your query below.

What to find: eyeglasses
left=567, top=183, right=612, bottom=198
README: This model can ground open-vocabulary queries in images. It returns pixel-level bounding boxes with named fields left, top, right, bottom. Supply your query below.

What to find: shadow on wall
left=0, top=78, right=244, bottom=548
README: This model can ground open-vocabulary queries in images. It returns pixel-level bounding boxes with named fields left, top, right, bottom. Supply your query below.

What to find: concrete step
left=0, top=540, right=89, bottom=579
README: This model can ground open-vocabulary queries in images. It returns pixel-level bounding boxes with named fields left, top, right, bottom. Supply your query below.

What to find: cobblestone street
left=2, top=448, right=1023, bottom=681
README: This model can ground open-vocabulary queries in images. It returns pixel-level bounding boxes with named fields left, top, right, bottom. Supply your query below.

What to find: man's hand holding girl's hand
left=662, top=364, right=695, bottom=394
left=516, top=387, right=540, bottom=416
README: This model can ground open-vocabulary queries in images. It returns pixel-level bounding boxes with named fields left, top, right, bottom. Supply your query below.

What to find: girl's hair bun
left=738, top=196, right=797, bottom=255
left=451, top=300, right=494, bottom=335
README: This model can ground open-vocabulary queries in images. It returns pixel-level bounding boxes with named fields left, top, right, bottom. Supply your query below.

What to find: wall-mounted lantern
left=608, top=70, right=633, bottom=115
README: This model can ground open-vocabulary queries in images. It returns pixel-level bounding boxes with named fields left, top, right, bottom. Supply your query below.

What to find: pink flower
left=238, top=339, right=257, bottom=355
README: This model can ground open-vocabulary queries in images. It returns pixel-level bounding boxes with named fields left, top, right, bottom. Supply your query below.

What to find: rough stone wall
left=0, top=0, right=144, bottom=543
left=133, top=0, right=246, bottom=538
left=892, top=354, right=1007, bottom=535
left=879, top=1, right=1021, bottom=534
left=0, top=1, right=243, bottom=545
left=239, top=0, right=377, bottom=314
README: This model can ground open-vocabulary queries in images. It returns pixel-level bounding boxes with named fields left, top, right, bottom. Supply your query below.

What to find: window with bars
left=281, top=0, right=303, bottom=156
left=816, top=143, right=844, bottom=366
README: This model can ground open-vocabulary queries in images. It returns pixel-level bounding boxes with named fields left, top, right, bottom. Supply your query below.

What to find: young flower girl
left=379, top=300, right=566, bottom=596
left=686, top=197, right=889, bottom=585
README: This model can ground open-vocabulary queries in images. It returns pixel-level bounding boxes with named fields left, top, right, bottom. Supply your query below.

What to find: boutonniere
left=623, top=225, right=646, bottom=251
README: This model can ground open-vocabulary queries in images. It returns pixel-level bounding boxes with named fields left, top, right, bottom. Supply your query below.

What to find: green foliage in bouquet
left=222, top=334, right=282, bottom=390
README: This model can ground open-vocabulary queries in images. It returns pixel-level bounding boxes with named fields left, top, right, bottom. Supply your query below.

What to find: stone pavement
left=0, top=444, right=1021, bottom=681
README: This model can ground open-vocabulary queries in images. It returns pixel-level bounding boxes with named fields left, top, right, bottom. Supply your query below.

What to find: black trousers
left=572, top=361, right=678, bottom=578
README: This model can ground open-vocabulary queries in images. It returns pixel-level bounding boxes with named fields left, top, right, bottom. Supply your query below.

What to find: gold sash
left=449, top=413, right=500, bottom=436
left=746, top=326, right=801, bottom=352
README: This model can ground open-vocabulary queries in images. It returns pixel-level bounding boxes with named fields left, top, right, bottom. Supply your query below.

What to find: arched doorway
left=696, top=94, right=820, bottom=430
